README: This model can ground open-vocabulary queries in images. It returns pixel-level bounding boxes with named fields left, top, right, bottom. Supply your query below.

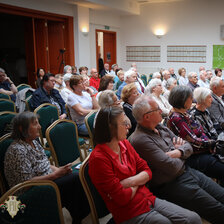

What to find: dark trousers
left=54, top=171, right=90, bottom=224
left=151, top=167, right=224, bottom=224
left=186, top=153, right=224, bottom=182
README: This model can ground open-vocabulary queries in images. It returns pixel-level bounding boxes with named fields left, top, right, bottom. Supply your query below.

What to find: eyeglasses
left=144, top=106, right=161, bottom=115
left=120, top=120, right=131, bottom=128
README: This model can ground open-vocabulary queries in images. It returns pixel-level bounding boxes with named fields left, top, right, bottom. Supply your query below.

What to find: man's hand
left=173, top=137, right=185, bottom=149
left=59, top=113, right=67, bottom=119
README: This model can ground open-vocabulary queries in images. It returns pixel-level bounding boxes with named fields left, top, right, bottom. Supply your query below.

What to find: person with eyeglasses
left=89, top=106, right=200, bottom=224
left=129, top=94, right=224, bottom=224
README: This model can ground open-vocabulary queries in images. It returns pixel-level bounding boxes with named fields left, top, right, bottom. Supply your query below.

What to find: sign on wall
left=126, top=46, right=160, bottom=62
left=213, top=45, right=224, bottom=69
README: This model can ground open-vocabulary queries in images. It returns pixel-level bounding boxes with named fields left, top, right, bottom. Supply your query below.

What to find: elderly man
left=187, top=71, right=199, bottom=92
left=100, top=63, right=110, bottom=78
left=207, top=76, right=224, bottom=132
left=89, top=68, right=100, bottom=90
left=29, top=73, right=66, bottom=119
left=197, top=70, right=209, bottom=88
left=129, top=94, right=224, bottom=224
left=168, top=67, right=178, bottom=80
left=161, top=70, right=171, bottom=88
left=206, top=70, right=213, bottom=83
left=199, top=66, right=205, bottom=72
left=116, top=69, right=138, bottom=99
left=0, top=68, right=18, bottom=101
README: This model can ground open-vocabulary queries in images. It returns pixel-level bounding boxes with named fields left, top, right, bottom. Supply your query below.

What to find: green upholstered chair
left=0, top=99, right=16, bottom=112
left=0, top=180, right=64, bottom=224
left=25, top=95, right=32, bottom=111
left=0, top=93, right=10, bottom=100
left=0, top=112, right=16, bottom=137
left=85, top=110, right=97, bottom=149
left=46, top=119, right=83, bottom=167
left=140, top=74, right=147, bottom=86
left=79, top=156, right=114, bottom=224
left=17, top=83, right=32, bottom=92
left=0, top=133, right=13, bottom=196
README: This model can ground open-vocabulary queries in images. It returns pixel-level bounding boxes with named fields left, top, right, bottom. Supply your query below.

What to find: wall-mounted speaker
left=220, top=25, right=224, bottom=39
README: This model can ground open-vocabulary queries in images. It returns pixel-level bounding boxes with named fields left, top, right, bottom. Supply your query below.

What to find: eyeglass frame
left=144, top=106, right=161, bottom=115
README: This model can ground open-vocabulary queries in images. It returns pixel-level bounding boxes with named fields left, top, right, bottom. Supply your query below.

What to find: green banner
left=213, top=45, right=224, bottom=69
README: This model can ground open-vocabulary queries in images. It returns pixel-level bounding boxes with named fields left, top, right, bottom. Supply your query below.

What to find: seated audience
left=190, top=87, right=220, bottom=139
left=79, top=66, right=88, bottom=76
left=54, top=74, right=64, bottom=92
left=145, top=79, right=172, bottom=118
left=178, top=67, right=188, bottom=86
left=89, top=106, right=200, bottom=224
left=63, top=65, right=72, bottom=74
left=207, top=76, right=224, bottom=132
left=215, top=68, right=222, bottom=77
left=121, top=83, right=140, bottom=137
left=60, top=73, right=73, bottom=103
left=199, top=66, right=205, bottom=72
left=110, top=64, right=119, bottom=83
left=206, top=70, right=213, bottom=83
left=71, top=66, right=78, bottom=75
left=169, top=67, right=178, bottom=80
left=30, top=73, right=66, bottom=119
left=152, top=72, right=161, bottom=79
left=130, top=67, right=145, bottom=93
left=163, top=77, right=177, bottom=100
left=115, top=70, right=124, bottom=90
left=117, top=70, right=138, bottom=99
left=0, top=68, right=17, bottom=101
left=36, top=68, right=45, bottom=88
left=167, top=86, right=224, bottom=183
left=129, top=94, right=224, bottom=224
left=89, top=68, right=100, bottom=91
left=161, top=70, right=171, bottom=88
left=187, top=72, right=199, bottom=92
left=100, top=63, right=110, bottom=78
left=197, top=70, right=209, bottom=88
left=96, top=75, right=114, bottom=100
left=67, top=75, right=99, bottom=136
left=4, top=112, right=89, bottom=223
left=98, top=90, right=120, bottom=108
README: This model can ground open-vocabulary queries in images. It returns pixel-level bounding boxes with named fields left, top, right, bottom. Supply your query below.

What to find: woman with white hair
left=145, top=79, right=172, bottom=117
left=163, top=77, right=177, bottom=100
left=190, top=87, right=220, bottom=139
left=98, top=90, right=120, bottom=108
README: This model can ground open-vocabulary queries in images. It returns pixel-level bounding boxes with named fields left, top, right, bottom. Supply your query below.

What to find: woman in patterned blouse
left=167, top=85, right=224, bottom=185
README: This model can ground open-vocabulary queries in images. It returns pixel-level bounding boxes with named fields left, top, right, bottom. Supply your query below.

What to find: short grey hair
left=165, top=77, right=176, bottom=89
left=0, top=68, right=5, bottom=73
left=193, top=87, right=211, bottom=104
left=162, top=70, right=169, bottom=77
left=210, top=76, right=222, bottom=89
left=132, top=95, right=152, bottom=123
left=145, top=78, right=162, bottom=95
left=187, top=71, right=197, bottom=79
left=199, top=70, right=206, bottom=77
left=98, top=90, right=116, bottom=108
left=124, top=69, right=136, bottom=81
left=63, top=65, right=72, bottom=74
left=152, top=72, right=161, bottom=79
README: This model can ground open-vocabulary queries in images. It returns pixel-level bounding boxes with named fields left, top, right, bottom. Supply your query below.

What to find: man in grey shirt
left=129, top=94, right=224, bottom=224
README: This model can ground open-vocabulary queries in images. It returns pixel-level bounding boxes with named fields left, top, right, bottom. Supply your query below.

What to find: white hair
left=193, top=87, right=211, bottom=104
left=162, top=70, right=169, bottom=77
left=152, top=72, right=161, bottom=79
left=124, top=70, right=136, bottom=81
left=145, top=79, right=162, bottom=95
left=165, top=77, right=176, bottom=89
left=98, top=90, right=115, bottom=108
left=199, top=70, right=206, bottom=77
left=187, top=71, right=197, bottom=79
left=210, top=76, right=222, bottom=89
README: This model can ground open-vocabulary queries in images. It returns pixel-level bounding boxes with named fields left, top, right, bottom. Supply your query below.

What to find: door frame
left=95, top=29, right=117, bottom=72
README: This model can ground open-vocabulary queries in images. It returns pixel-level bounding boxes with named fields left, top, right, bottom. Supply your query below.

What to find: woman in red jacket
left=89, top=106, right=200, bottom=224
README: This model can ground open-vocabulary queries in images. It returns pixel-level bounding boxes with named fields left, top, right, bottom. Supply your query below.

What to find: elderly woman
left=163, top=77, right=177, bottom=100
left=98, top=90, right=120, bottom=108
left=121, top=83, right=140, bottom=137
left=145, top=79, right=172, bottom=118
left=89, top=106, right=200, bottom=224
left=4, top=112, right=89, bottom=223
left=167, top=86, right=224, bottom=183
left=152, top=72, right=161, bottom=79
left=96, top=75, right=114, bottom=100
left=67, top=75, right=99, bottom=136
left=178, top=67, right=188, bottom=86
left=63, top=65, right=72, bottom=74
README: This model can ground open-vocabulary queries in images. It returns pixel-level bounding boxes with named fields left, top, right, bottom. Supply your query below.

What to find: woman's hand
left=53, top=163, right=72, bottom=179
left=85, top=87, right=94, bottom=96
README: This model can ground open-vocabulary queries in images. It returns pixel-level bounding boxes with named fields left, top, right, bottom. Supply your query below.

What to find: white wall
left=120, top=0, right=224, bottom=75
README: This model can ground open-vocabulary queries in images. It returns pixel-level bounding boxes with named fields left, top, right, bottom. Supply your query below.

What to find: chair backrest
left=0, top=180, right=64, bottom=224
left=65, top=104, right=72, bottom=120
left=34, top=103, right=59, bottom=146
left=0, top=112, right=17, bottom=137
left=79, top=156, right=111, bottom=224
left=25, top=95, right=32, bottom=111
left=141, top=74, right=147, bottom=86
left=0, top=133, right=13, bottom=196
left=0, top=99, right=16, bottom=112
left=46, top=119, right=83, bottom=167
left=85, top=110, right=97, bottom=148
left=17, top=83, right=32, bottom=92
left=0, top=93, right=10, bottom=100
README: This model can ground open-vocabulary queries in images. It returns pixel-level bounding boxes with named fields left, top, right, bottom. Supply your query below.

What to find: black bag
left=215, top=132, right=224, bottom=163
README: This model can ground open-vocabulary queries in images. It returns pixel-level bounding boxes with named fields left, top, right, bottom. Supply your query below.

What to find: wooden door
left=103, top=32, right=116, bottom=68
left=48, top=21, right=65, bottom=74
